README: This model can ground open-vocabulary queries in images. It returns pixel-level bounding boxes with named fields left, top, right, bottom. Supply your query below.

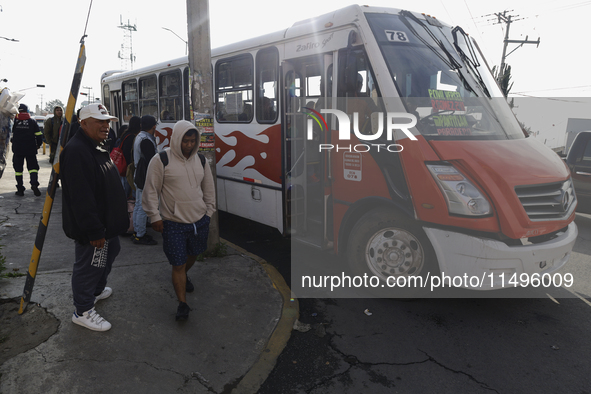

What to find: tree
left=493, top=64, right=536, bottom=137
left=492, top=64, right=515, bottom=108
left=492, top=64, right=514, bottom=98
left=44, top=99, right=66, bottom=114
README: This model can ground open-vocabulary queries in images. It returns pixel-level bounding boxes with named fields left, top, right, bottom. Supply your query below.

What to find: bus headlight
left=427, top=163, right=492, bottom=216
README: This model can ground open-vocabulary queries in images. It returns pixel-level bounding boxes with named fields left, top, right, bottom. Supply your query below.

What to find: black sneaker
left=186, top=275, right=194, bottom=293
left=133, top=234, right=157, bottom=245
left=32, top=186, right=41, bottom=196
left=176, top=302, right=190, bottom=321
left=15, top=189, right=24, bottom=197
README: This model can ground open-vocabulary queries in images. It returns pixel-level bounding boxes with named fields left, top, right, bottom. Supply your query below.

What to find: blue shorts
left=162, top=216, right=211, bottom=266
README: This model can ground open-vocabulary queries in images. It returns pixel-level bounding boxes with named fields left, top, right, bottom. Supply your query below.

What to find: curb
left=221, top=239, right=298, bottom=394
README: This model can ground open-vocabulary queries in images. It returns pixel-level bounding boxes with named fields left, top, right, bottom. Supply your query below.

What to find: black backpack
left=159, top=150, right=206, bottom=168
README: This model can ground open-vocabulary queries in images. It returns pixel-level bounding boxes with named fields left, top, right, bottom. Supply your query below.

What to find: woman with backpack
left=113, top=116, right=140, bottom=199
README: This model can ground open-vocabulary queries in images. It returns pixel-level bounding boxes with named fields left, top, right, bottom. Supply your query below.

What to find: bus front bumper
left=423, top=222, right=578, bottom=290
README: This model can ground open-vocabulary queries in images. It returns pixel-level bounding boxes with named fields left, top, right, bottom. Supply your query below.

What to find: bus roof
left=101, top=56, right=189, bottom=84
left=102, top=5, right=446, bottom=84
left=211, top=5, right=401, bottom=57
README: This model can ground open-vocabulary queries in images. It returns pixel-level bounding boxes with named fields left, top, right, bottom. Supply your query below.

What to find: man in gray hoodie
left=142, top=120, right=216, bottom=320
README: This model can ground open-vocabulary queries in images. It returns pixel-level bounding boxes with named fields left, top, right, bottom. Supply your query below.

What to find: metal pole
left=186, top=0, right=219, bottom=249
left=499, top=12, right=511, bottom=81
left=19, top=36, right=86, bottom=314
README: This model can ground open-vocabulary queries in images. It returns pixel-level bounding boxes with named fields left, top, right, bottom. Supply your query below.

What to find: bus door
left=283, top=54, right=334, bottom=249
left=110, top=90, right=122, bottom=134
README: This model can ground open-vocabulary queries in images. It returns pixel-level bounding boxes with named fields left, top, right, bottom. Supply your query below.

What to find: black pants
left=72, top=237, right=121, bottom=314
left=12, top=153, right=39, bottom=190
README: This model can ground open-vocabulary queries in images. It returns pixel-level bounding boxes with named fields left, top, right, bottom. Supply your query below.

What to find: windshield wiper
left=452, top=26, right=491, bottom=98
left=399, top=10, right=476, bottom=96
left=399, top=11, right=460, bottom=70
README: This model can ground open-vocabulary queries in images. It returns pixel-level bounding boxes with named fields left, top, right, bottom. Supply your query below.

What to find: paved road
left=220, top=211, right=591, bottom=393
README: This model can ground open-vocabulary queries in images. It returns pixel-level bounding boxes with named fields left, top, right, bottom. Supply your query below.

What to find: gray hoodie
left=142, top=120, right=216, bottom=224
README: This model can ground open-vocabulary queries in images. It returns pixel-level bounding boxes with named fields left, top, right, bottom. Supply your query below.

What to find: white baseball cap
left=79, top=103, right=118, bottom=121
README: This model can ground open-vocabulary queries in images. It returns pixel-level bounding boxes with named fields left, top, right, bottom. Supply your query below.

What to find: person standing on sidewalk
left=44, top=106, right=63, bottom=164
left=132, top=115, right=159, bottom=245
left=118, top=115, right=140, bottom=199
left=11, top=104, right=42, bottom=196
left=60, top=103, right=128, bottom=332
left=142, top=120, right=215, bottom=321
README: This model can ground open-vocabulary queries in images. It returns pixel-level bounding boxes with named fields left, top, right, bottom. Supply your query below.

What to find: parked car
left=565, top=131, right=591, bottom=214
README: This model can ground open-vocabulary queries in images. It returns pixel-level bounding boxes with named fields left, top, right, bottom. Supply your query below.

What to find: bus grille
left=514, top=179, right=576, bottom=221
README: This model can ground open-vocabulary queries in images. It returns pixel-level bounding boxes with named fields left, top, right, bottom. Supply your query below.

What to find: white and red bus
left=101, top=5, right=577, bottom=290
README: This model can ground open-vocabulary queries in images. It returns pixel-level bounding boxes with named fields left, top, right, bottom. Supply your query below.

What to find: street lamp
left=162, top=27, right=188, bottom=55
left=17, top=84, right=45, bottom=92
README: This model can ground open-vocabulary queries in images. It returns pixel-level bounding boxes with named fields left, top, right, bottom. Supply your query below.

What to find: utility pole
left=186, top=0, right=219, bottom=249
left=495, top=10, right=540, bottom=83
left=82, top=86, right=93, bottom=103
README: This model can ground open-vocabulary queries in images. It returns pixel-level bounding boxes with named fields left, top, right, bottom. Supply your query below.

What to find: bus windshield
left=366, top=12, right=524, bottom=141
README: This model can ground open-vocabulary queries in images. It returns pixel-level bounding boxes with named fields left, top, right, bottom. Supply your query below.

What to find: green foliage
left=492, top=64, right=514, bottom=99
left=519, top=120, right=533, bottom=136
left=44, top=99, right=66, bottom=114
left=0, top=243, right=6, bottom=277
left=196, top=242, right=228, bottom=261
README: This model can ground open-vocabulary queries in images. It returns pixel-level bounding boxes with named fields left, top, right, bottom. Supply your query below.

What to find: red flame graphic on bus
left=216, top=124, right=281, bottom=184
left=155, top=127, right=173, bottom=148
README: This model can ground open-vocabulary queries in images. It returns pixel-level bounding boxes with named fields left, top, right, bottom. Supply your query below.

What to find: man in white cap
left=60, top=103, right=129, bottom=331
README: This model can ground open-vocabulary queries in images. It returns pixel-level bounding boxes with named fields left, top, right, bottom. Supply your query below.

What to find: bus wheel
left=346, top=208, right=438, bottom=296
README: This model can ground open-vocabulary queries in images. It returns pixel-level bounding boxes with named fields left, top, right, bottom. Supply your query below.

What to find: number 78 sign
left=385, top=30, right=409, bottom=42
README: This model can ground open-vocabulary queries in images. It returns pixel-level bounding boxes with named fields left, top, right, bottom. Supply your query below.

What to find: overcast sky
left=1, top=0, right=588, bottom=147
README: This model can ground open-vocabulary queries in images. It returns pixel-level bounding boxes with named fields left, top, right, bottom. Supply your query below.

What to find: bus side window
left=139, top=75, right=158, bottom=118
left=103, top=84, right=111, bottom=115
left=159, top=70, right=182, bottom=122
left=256, top=47, right=279, bottom=123
left=215, top=54, right=253, bottom=123
left=122, top=79, right=138, bottom=123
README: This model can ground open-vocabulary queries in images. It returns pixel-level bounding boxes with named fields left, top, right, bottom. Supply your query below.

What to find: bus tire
left=346, top=208, right=439, bottom=297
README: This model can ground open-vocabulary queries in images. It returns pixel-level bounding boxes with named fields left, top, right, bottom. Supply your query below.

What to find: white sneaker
left=72, top=308, right=112, bottom=331
left=94, top=287, right=113, bottom=303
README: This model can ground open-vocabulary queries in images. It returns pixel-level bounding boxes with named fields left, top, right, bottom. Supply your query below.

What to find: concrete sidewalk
left=0, top=149, right=297, bottom=393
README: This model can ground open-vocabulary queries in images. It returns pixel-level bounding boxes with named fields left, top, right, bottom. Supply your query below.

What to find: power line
left=514, top=85, right=591, bottom=94
left=461, top=0, right=487, bottom=47
left=530, top=0, right=591, bottom=16
left=491, top=1, right=591, bottom=22
left=510, top=94, right=587, bottom=103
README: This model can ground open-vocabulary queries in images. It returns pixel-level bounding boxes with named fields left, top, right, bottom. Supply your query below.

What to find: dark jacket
left=133, top=133, right=157, bottom=190
left=43, top=115, right=62, bottom=145
left=60, top=129, right=129, bottom=244
left=117, top=130, right=136, bottom=167
left=11, top=113, right=42, bottom=155
left=68, top=120, right=80, bottom=142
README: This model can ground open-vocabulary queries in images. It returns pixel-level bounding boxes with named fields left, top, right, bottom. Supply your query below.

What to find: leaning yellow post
left=19, top=36, right=87, bottom=314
